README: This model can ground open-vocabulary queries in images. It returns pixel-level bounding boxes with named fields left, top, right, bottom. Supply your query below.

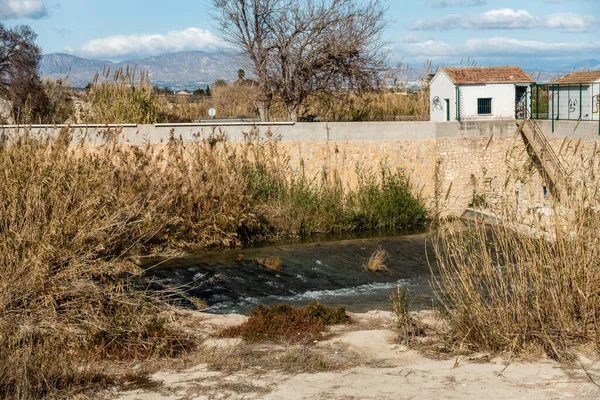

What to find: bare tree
left=0, top=24, right=47, bottom=122
left=211, top=0, right=388, bottom=122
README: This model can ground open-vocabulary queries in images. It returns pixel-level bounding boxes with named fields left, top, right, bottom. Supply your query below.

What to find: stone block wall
left=277, top=140, right=438, bottom=200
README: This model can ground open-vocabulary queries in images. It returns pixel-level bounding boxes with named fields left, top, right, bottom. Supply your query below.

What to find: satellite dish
left=208, top=108, right=216, bottom=119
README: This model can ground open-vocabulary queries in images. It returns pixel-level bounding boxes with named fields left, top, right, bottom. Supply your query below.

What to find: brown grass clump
left=255, top=256, right=282, bottom=271
left=220, top=303, right=350, bottom=343
left=365, top=246, right=389, bottom=272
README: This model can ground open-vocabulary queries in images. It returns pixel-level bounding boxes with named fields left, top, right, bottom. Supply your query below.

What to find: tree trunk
left=257, top=93, right=272, bottom=122
left=287, top=106, right=298, bottom=122
left=286, top=102, right=300, bottom=122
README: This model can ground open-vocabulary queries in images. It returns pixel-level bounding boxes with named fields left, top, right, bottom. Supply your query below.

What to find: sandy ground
left=107, top=310, right=600, bottom=400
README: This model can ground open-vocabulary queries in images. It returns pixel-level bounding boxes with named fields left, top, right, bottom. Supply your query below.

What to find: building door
left=445, top=99, right=450, bottom=121
left=515, top=86, right=527, bottom=119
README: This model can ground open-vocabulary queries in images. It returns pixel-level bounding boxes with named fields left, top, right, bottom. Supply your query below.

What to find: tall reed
left=0, top=127, right=426, bottom=398
left=431, top=144, right=600, bottom=359
left=84, top=66, right=160, bottom=124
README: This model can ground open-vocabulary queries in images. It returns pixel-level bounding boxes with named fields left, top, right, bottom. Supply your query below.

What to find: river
left=143, top=233, right=436, bottom=315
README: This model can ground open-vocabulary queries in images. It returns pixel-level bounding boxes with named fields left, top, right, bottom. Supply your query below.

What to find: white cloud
left=75, top=27, right=228, bottom=59
left=398, top=34, right=421, bottom=44
left=400, top=36, right=600, bottom=60
left=0, top=0, right=47, bottom=20
left=430, top=0, right=487, bottom=8
left=409, top=8, right=596, bottom=33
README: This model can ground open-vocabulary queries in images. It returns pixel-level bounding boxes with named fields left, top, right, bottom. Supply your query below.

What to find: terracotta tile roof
left=550, top=70, right=600, bottom=85
left=442, top=66, right=534, bottom=85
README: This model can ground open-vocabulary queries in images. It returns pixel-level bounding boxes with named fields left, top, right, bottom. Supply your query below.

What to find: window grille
left=477, top=98, right=492, bottom=115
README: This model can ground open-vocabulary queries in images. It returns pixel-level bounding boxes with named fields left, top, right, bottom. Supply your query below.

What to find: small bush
left=221, top=303, right=350, bottom=343
left=389, top=286, right=424, bottom=344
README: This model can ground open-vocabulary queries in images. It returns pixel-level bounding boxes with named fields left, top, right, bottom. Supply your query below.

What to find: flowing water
left=143, top=233, right=435, bottom=315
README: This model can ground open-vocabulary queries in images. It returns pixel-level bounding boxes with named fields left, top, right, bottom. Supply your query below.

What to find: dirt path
left=108, top=311, right=600, bottom=400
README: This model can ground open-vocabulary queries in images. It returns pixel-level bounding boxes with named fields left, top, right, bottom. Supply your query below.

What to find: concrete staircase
left=515, top=114, right=570, bottom=202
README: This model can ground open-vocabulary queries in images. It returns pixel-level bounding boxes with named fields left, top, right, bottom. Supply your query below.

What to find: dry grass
left=389, top=287, right=425, bottom=344
left=157, top=82, right=259, bottom=122
left=83, top=67, right=161, bottom=124
left=431, top=150, right=600, bottom=360
left=201, top=343, right=356, bottom=374
left=298, top=89, right=430, bottom=122
left=365, top=246, right=389, bottom=272
left=154, top=86, right=430, bottom=122
left=0, top=127, right=426, bottom=398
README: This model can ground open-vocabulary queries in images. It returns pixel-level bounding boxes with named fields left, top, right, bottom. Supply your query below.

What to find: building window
left=477, top=98, right=492, bottom=115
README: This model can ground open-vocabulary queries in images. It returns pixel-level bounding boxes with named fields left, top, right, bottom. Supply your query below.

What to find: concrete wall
left=536, top=119, right=600, bottom=139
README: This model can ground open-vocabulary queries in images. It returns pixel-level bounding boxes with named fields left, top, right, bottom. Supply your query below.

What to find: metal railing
left=521, top=108, right=568, bottom=184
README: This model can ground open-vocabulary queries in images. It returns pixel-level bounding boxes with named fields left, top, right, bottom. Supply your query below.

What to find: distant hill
left=572, top=59, right=600, bottom=71
left=39, top=51, right=240, bottom=90
left=40, top=51, right=600, bottom=89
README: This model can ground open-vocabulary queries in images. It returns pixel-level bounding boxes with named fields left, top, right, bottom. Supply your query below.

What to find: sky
left=0, top=0, right=598, bottom=69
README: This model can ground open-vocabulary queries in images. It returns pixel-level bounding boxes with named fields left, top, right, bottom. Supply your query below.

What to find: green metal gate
left=531, top=83, right=600, bottom=135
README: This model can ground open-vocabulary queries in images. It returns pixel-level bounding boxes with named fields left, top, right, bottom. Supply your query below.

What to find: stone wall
left=278, top=139, right=438, bottom=200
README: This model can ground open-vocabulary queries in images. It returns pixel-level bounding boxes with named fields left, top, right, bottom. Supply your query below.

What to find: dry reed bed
left=158, top=87, right=430, bottom=122
left=58, top=67, right=431, bottom=124
left=0, top=127, right=426, bottom=398
left=432, top=137, right=600, bottom=360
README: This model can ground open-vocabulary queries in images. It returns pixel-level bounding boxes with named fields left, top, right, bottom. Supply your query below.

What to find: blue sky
left=0, top=0, right=598, bottom=69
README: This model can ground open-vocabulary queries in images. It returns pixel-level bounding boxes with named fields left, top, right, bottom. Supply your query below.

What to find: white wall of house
left=459, top=84, right=524, bottom=120
left=550, top=82, right=600, bottom=121
left=429, top=72, right=456, bottom=122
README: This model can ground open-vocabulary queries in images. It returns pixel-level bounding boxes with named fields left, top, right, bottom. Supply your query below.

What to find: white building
left=548, top=70, right=600, bottom=121
left=429, top=66, right=534, bottom=122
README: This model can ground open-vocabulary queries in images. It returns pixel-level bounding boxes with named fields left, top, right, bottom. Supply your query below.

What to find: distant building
left=548, top=70, right=600, bottom=121
left=175, top=90, right=192, bottom=97
left=429, top=66, right=534, bottom=121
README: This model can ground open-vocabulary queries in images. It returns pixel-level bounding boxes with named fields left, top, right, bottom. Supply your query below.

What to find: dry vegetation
left=201, top=341, right=356, bottom=374
left=220, top=303, right=349, bottom=343
left=84, top=67, right=160, bottom=124
left=432, top=161, right=600, bottom=360
left=255, top=256, right=283, bottom=271
left=38, top=65, right=432, bottom=124
left=157, top=82, right=260, bottom=122
left=365, top=246, right=390, bottom=272
left=150, top=84, right=430, bottom=123
left=0, top=126, right=426, bottom=398
left=389, top=287, right=425, bottom=344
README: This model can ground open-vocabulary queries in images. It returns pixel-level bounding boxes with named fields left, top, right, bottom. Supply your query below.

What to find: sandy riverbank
left=105, top=310, right=600, bottom=400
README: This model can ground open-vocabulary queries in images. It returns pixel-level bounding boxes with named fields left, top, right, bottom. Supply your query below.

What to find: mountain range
left=39, top=51, right=240, bottom=90
left=39, top=51, right=600, bottom=89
